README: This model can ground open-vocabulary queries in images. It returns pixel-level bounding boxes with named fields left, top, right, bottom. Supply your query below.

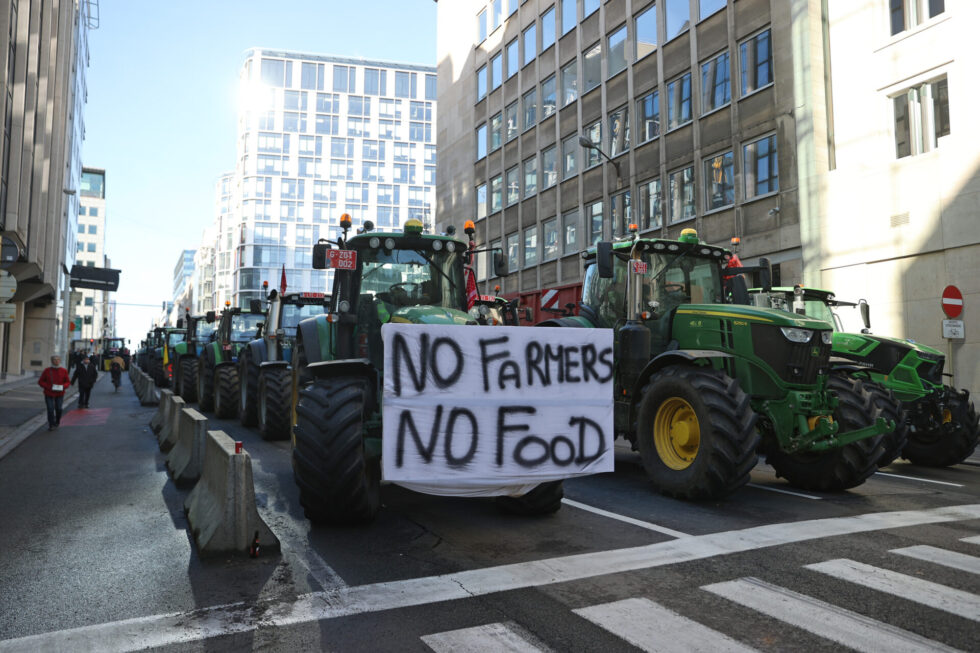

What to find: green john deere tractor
left=289, top=216, right=559, bottom=524
left=752, top=286, right=978, bottom=467
left=238, top=286, right=329, bottom=440
left=538, top=228, right=894, bottom=499
left=149, top=326, right=186, bottom=388
left=172, top=312, right=216, bottom=402
left=196, top=304, right=264, bottom=417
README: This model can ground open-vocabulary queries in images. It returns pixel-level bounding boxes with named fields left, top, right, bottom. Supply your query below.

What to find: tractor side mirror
left=859, top=299, right=871, bottom=331
left=758, top=257, right=772, bottom=292
left=596, top=241, right=614, bottom=278
left=205, top=311, right=216, bottom=323
left=493, top=251, right=509, bottom=277
left=312, top=242, right=329, bottom=269
left=176, top=318, right=184, bottom=328
left=249, top=299, right=263, bottom=314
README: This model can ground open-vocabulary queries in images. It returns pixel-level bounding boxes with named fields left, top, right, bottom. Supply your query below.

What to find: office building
left=73, top=168, right=109, bottom=341
left=172, top=249, right=195, bottom=308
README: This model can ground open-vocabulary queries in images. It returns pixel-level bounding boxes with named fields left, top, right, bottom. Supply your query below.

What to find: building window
left=477, top=66, right=487, bottom=100
left=637, top=90, right=660, bottom=143
left=584, top=120, right=601, bottom=168
left=261, top=58, right=286, bottom=86
left=509, top=0, right=518, bottom=15
left=348, top=95, right=370, bottom=116
left=609, top=106, right=629, bottom=156
left=668, top=166, right=696, bottom=223
left=89, top=207, right=99, bottom=217
left=364, top=68, right=383, bottom=95
left=893, top=76, right=949, bottom=158
left=561, top=0, right=576, bottom=34
left=478, top=8, right=488, bottom=42
left=704, top=151, right=734, bottom=210
left=890, top=0, right=945, bottom=36
left=743, top=134, right=778, bottom=199
left=563, top=210, right=579, bottom=254
left=316, top=93, right=339, bottom=113
left=584, top=0, right=599, bottom=17
left=611, top=190, right=632, bottom=237
left=523, top=88, right=537, bottom=130
left=562, top=134, right=578, bottom=179
left=740, top=29, right=773, bottom=96
left=542, top=75, right=557, bottom=118
left=588, top=201, right=603, bottom=244
left=608, top=25, right=628, bottom=78
left=542, top=145, right=558, bottom=188
left=543, top=217, right=559, bottom=261
left=491, top=0, right=503, bottom=31
left=524, top=225, right=539, bottom=267
left=506, top=166, right=520, bottom=204
left=583, top=42, right=601, bottom=93
left=542, top=6, right=556, bottom=51
left=87, top=243, right=96, bottom=253
left=491, top=52, right=503, bottom=91
left=506, top=39, right=519, bottom=78
left=476, top=123, right=488, bottom=159
left=507, top=233, right=520, bottom=272
left=524, top=23, right=537, bottom=66
left=491, top=175, right=503, bottom=212
left=639, top=178, right=662, bottom=230
left=524, top=156, right=538, bottom=197
left=561, top=61, right=578, bottom=106
left=426, top=74, right=437, bottom=100
left=477, top=183, right=488, bottom=219
left=490, top=113, right=503, bottom=151
left=77, top=223, right=85, bottom=233
left=666, top=0, right=691, bottom=40
left=333, top=64, right=356, bottom=92
left=506, top=101, right=519, bottom=141
left=635, top=5, right=657, bottom=59
left=395, top=71, right=417, bottom=99
left=85, top=297, right=94, bottom=306
left=667, top=73, right=693, bottom=129
left=701, top=51, right=731, bottom=113
left=700, top=0, right=727, bottom=21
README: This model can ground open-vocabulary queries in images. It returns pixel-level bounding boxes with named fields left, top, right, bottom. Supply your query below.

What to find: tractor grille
left=916, top=351, right=945, bottom=384
left=751, top=324, right=832, bottom=386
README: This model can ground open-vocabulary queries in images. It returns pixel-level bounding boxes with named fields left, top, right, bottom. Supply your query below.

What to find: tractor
left=238, top=284, right=330, bottom=440
left=289, top=215, right=559, bottom=525
left=538, top=227, right=895, bottom=499
left=751, top=286, right=978, bottom=467
left=100, top=337, right=129, bottom=371
left=172, top=312, right=216, bottom=402
left=148, top=326, right=186, bottom=388
left=196, top=302, right=264, bottom=417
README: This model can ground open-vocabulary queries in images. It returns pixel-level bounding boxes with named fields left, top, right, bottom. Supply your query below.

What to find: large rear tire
left=258, top=367, right=292, bottom=441
left=179, top=358, right=198, bottom=402
left=495, top=481, right=564, bottom=515
left=292, top=376, right=380, bottom=524
left=197, top=356, right=214, bottom=412
left=903, top=389, right=979, bottom=467
left=863, top=380, right=908, bottom=469
left=214, top=365, right=239, bottom=419
left=636, top=365, right=759, bottom=500
left=239, top=354, right=259, bottom=427
left=768, top=374, right=885, bottom=491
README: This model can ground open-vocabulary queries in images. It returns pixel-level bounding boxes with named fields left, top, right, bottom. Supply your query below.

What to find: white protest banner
left=382, top=324, right=615, bottom=497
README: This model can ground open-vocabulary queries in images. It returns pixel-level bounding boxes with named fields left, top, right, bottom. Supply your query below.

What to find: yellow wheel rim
left=653, top=397, right=701, bottom=470
left=943, top=409, right=952, bottom=424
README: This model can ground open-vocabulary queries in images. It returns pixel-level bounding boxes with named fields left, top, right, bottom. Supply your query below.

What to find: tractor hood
left=676, top=304, right=833, bottom=330
left=834, top=332, right=944, bottom=358
left=389, top=305, right=474, bottom=326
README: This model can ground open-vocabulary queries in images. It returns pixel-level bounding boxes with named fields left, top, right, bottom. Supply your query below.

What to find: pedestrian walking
left=38, top=355, right=71, bottom=430
left=71, top=356, right=99, bottom=409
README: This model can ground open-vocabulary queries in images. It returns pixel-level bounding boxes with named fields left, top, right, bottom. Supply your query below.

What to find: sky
left=83, top=0, right=438, bottom=346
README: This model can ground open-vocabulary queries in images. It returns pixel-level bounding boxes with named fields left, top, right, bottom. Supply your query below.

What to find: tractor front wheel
left=239, top=355, right=259, bottom=426
left=258, top=367, right=292, bottom=441
left=213, top=365, right=239, bottom=419
left=863, top=380, right=908, bottom=469
left=495, top=481, right=564, bottom=515
left=769, top=374, right=884, bottom=491
left=292, top=376, right=380, bottom=524
left=904, top=389, right=979, bottom=467
left=197, top=356, right=214, bottom=412
left=636, top=365, right=759, bottom=500
left=179, top=358, right=198, bottom=403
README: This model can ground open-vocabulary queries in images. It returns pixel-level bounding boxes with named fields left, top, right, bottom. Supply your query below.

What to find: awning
left=69, top=265, right=120, bottom=292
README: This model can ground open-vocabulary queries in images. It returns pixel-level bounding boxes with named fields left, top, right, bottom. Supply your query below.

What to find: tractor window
left=167, top=333, right=185, bottom=346
left=230, top=314, right=264, bottom=342
left=357, top=246, right=465, bottom=312
left=639, top=253, right=723, bottom=311
left=804, top=300, right=836, bottom=328
left=281, top=303, right=327, bottom=334
left=195, top=321, right=215, bottom=340
left=582, top=261, right=627, bottom=328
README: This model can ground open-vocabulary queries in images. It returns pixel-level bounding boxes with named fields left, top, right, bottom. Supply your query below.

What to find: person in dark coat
left=39, top=355, right=71, bottom=430
left=71, top=356, right=99, bottom=409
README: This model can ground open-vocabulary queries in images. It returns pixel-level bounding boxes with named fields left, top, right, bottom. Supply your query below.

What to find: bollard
left=158, top=393, right=185, bottom=452
left=166, top=407, right=208, bottom=486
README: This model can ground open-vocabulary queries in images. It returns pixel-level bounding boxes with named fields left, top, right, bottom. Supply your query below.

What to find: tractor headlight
left=432, top=240, right=443, bottom=251
left=821, top=331, right=832, bottom=345
left=780, top=327, right=813, bottom=343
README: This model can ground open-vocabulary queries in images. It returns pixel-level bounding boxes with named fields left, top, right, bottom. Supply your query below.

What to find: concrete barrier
left=150, top=389, right=171, bottom=433
left=184, top=430, right=280, bottom=557
left=166, top=407, right=208, bottom=486
left=157, top=393, right=185, bottom=452
left=139, top=370, right=159, bottom=406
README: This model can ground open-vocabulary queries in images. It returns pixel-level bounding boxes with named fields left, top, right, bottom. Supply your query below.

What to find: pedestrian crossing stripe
left=891, top=544, right=980, bottom=575
left=421, top=623, right=545, bottom=653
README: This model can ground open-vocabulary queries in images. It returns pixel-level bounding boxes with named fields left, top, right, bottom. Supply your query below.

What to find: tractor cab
left=213, top=304, right=264, bottom=358
left=258, top=286, right=330, bottom=363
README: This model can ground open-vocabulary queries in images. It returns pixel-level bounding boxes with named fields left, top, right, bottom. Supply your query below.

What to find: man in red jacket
left=39, top=355, right=71, bottom=430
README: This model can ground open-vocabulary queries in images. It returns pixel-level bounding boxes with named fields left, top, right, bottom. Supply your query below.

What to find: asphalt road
left=0, top=373, right=978, bottom=652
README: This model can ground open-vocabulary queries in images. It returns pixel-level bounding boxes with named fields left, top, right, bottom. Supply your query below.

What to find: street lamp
left=578, top=135, right=621, bottom=178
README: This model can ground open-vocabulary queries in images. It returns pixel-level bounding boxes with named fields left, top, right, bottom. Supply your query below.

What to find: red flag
left=464, top=267, right=478, bottom=310
left=280, top=265, right=287, bottom=294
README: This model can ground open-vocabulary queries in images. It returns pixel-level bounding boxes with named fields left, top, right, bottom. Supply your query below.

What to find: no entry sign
left=942, top=285, right=963, bottom=318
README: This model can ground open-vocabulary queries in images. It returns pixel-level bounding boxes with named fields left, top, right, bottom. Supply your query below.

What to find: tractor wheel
left=179, top=358, right=198, bottom=403
left=258, top=367, right=292, bottom=441
left=197, top=356, right=214, bottom=412
left=863, top=380, right=909, bottom=469
left=149, top=357, right=162, bottom=387
left=903, top=389, right=980, bottom=467
left=636, top=365, right=759, bottom=500
left=768, top=374, right=884, bottom=491
left=495, top=481, right=564, bottom=516
left=239, top=355, right=259, bottom=427
left=213, top=365, right=240, bottom=419
left=292, top=376, right=380, bottom=524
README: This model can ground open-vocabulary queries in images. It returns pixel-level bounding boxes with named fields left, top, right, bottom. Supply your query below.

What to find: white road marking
left=422, top=623, right=545, bottom=653
left=3, top=504, right=979, bottom=653
left=962, top=535, right=980, bottom=545
left=703, top=577, right=958, bottom=653
left=746, top=483, right=822, bottom=500
left=574, top=597, right=758, bottom=653
left=561, top=498, right=690, bottom=538
left=891, top=545, right=980, bottom=575
left=806, top=559, right=980, bottom=621
left=875, top=472, right=964, bottom=487
left=287, top=543, right=348, bottom=590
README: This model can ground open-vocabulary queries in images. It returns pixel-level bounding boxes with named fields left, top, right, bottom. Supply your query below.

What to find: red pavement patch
left=60, top=408, right=111, bottom=427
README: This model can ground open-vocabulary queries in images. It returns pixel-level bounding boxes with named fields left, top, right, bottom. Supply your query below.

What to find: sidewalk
left=0, top=373, right=81, bottom=461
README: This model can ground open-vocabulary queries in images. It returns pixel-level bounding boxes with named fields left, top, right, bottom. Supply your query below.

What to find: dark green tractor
left=538, top=228, right=894, bottom=499
left=289, top=217, right=559, bottom=524
left=196, top=304, right=264, bottom=417
left=149, top=326, right=186, bottom=388
left=238, top=286, right=329, bottom=440
left=753, top=286, right=978, bottom=467
left=172, top=312, right=216, bottom=403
